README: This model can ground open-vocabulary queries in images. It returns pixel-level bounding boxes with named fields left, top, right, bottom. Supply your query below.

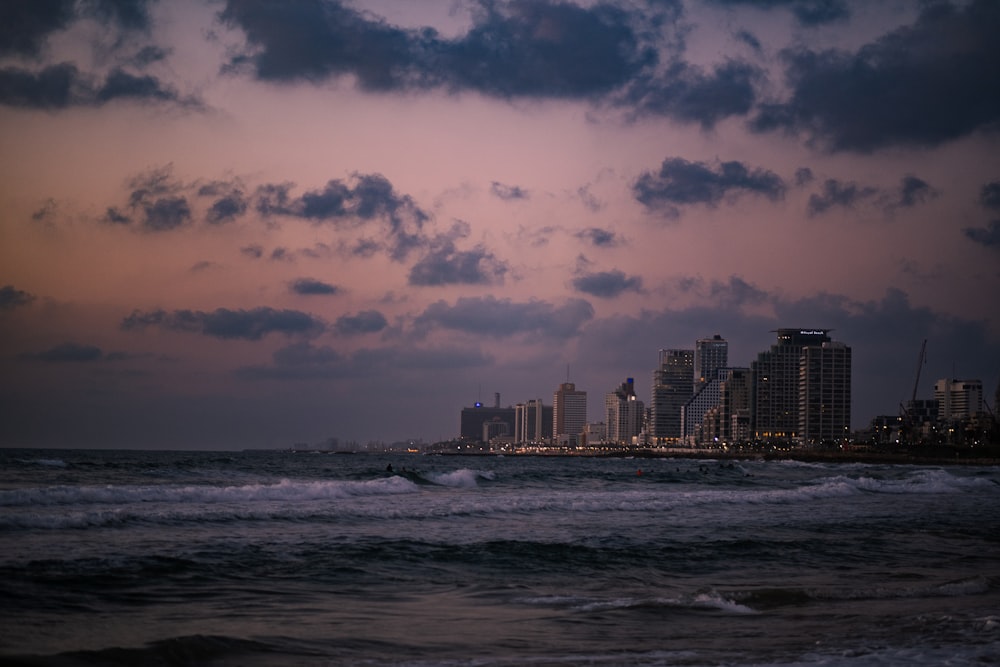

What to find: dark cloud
left=574, top=227, right=621, bottom=247
left=0, top=0, right=156, bottom=59
left=893, top=175, right=936, bottom=209
left=734, top=29, right=761, bottom=52
left=794, top=167, right=814, bottom=186
left=751, top=0, right=1000, bottom=151
left=621, top=59, right=761, bottom=127
left=806, top=178, right=877, bottom=216
left=131, top=45, right=171, bottom=68
left=142, top=196, right=191, bottom=231
left=334, top=310, right=388, bottom=336
left=240, top=244, right=264, bottom=259
left=22, top=342, right=103, bottom=363
left=408, top=241, right=508, bottom=287
left=710, top=0, right=849, bottom=26
left=95, top=69, right=191, bottom=106
left=980, top=181, right=1000, bottom=210
left=634, top=157, right=786, bottom=217
left=121, top=307, right=324, bottom=340
left=219, top=0, right=654, bottom=99
left=0, top=0, right=74, bottom=57
left=0, top=64, right=196, bottom=109
left=576, top=186, right=602, bottom=212
left=490, top=182, right=529, bottom=201
left=103, top=207, right=131, bottom=225
left=416, top=296, right=594, bottom=339
left=290, top=278, right=339, bottom=296
left=0, top=63, right=80, bottom=109
left=31, top=198, right=58, bottom=223
left=0, top=285, right=36, bottom=310
left=205, top=192, right=248, bottom=224
left=963, top=220, right=1000, bottom=248
left=254, top=173, right=427, bottom=261
left=572, top=269, right=643, bottom=298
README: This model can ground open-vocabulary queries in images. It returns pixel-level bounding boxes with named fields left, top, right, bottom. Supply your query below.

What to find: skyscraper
left=650, top=349, right=693, bottom=442
left=798, top=342, right=852, bottom=445
left=514, top=399, right=551, bottom=444
left=695, top=335, right=728, bottom=390
left=751, top=329, right=851, bottom=444
left=553, top=382, right=587, bottom=445
left=605, top=378, right=644, bottom=445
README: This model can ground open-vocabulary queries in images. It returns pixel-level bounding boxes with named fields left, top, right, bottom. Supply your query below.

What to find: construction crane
left=911, top=339, right=927, bottom=404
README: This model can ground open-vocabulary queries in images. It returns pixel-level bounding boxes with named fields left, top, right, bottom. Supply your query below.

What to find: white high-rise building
left=650, top=349, right=693, bottom=442
left=695, top=335, right=728, bottom=390
left=605, top=378, right=643, bottom=445
left=934, top=379, right=983, bottom=421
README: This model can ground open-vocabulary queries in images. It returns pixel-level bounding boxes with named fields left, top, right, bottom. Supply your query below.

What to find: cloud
left=21, top=342, right=103, bottom=363
left=574, top=227, right=621, bottom=247
left=121, top=307, right=325, bottom=340
left=0, top=1, right=75, bottom=57
left=621, top=59, right=761, bottom=127
left=334, top=310, right=388, bottom=336
left=963, top=220, right=1000, bottom=249
left=205, top=192, right=248, bottom=224
left=254, top=173, right=428, bottom=260
left=219, top=0, right=655, bottom=99
left=709, top=0, right=849, bottom=26
left=490, top=182, right=529, bottom=201
left=415, top=296, right=594, bottom=339
left=240, top=244, right=264, bottom=259
left=634, top=157, right=786, bottom=217
left=892, top=175, right=936, bottom=209
left=408, top=242, right=508, bottom=286
left=0, top=63, right=197, bottom=109
left=981, top=181, right=1000, bottom=210
left=750, top=1, right=1000, bottom=151
left=0, top=285, right=36, bottom=310
left=806, top=178, right=877, bottom=216
left=805, top=176, right=935, bottom=217
left=0, top=0, right=156, bottom=58
left=572, top=269, right=643, bottom=298
left=290, top=278, right=339, bottom=296
left=142, top=196, right=191, bottom=231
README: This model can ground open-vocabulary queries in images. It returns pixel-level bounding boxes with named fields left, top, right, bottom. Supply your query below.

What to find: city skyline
left=1, top=0, right=999, bottom=449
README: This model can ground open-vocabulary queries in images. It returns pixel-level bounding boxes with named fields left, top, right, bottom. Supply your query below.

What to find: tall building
left=798, top=342, right=852, bottom=445
left=515, top=399, right=552, bottom=444
left=605, top=378, right=644, bottom=445
left=682, top=367, right=731, bottom=442
left=934, top=379, right=983, bottom=421
left=553, top=382, right=587, bottom=445
left=695, top=335, right=729, bottom=390
left=650, top=349, right=694, bottom=442
left=696, top=367, right=751, bottom=445
left=751, top=329, right=852, bottom=444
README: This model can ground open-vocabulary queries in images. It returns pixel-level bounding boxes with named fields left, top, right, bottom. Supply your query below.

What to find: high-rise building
left=515, top=399, right=552, bottom=444
left=605, top=378, right=644, bottom=445
left=696, top=367, right=751, bottom=445
left=695, top=335, right=728, bottom=390
left=650, top=349, right=693, bottom=442
left=751, top=329, right=852, bottom=444
left=934, top=379, right=983, bottom=421
left=798, top=342, right=852, bottom=444
left=553, top=382, right=587, bottom=445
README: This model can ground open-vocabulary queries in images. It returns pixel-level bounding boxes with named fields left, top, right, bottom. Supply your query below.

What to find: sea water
left=1, top=449, right=998, bottom=666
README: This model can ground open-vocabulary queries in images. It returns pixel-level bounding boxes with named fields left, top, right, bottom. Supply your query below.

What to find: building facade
left=605, top=378, right=644, bottom=445
left=751, top=329, right=852, bottom=444
left=695, top=335, right=729, bottom=390
left=650, top=349, right=694, bottom=442
left=553, top=382, right=587, bottom=445
left=934, top=379, right=984, bottom=421
left=515, top=399, right=552, bottom=444
left=798, top=342, right=852, bottom=445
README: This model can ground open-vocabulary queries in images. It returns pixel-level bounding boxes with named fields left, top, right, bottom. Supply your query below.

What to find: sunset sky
left=2, top=0, right=998, bottom=449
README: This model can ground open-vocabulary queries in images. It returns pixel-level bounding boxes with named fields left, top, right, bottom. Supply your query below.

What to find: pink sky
left=1, top=0, right=998, bottom=448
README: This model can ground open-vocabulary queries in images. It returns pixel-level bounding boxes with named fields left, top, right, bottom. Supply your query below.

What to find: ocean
left=1, top=449, right=998, bottom=666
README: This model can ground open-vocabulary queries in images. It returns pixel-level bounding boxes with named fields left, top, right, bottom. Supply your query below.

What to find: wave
left=518, top=589, right=757, bottom=615
left=0, top=475, right=419, bottom=508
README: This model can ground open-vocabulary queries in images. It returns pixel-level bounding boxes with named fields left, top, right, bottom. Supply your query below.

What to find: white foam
left=426, top=469, right=495, bottom=488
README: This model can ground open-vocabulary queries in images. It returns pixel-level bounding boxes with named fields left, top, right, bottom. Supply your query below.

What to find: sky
left=1, top=0, right=999, bottom=450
